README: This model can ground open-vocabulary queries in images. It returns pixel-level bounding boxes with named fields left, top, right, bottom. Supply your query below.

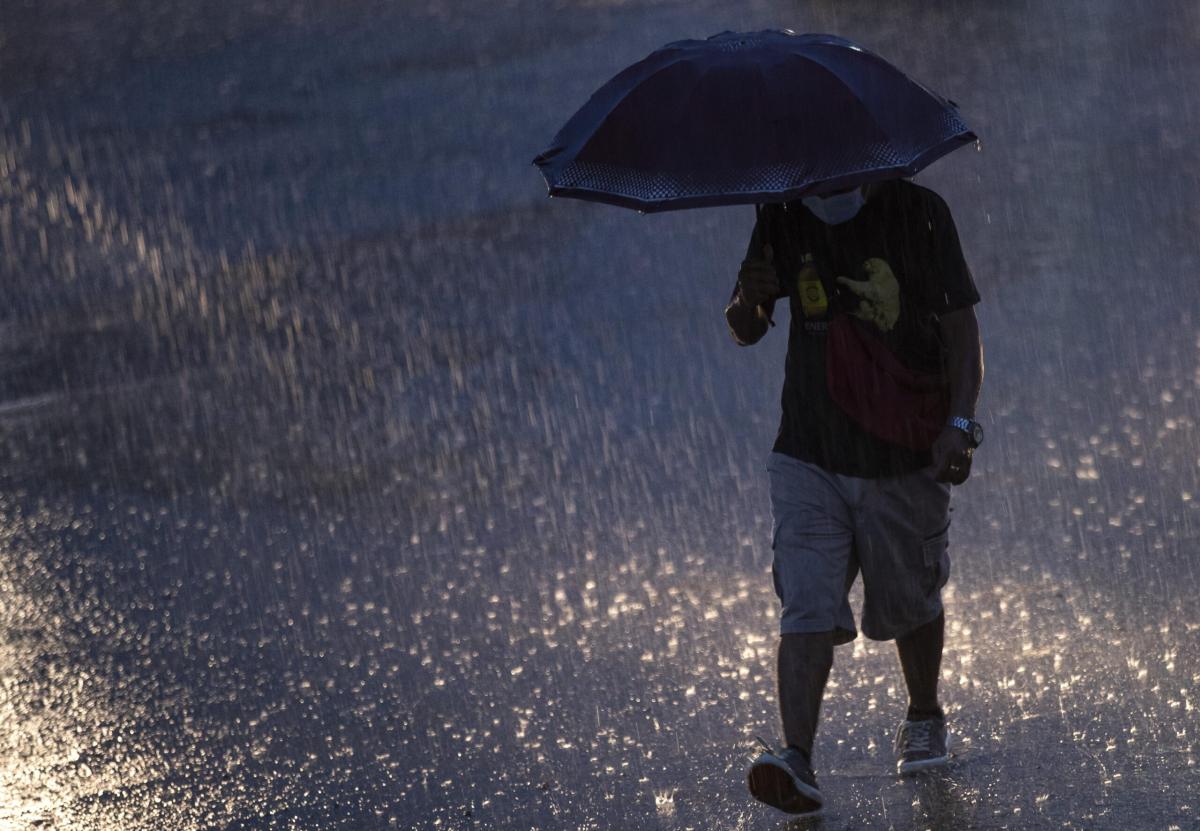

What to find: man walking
left=728, top=179, right=984, bottom=815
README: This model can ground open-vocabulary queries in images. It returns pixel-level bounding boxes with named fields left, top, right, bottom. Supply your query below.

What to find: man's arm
left=725, top=288, right=775, bottom=345
left=931, top=305, right=984, bottom=483
left=941, top=305, right=983, bottom=418
left=725, top=244, right=781, bottom=346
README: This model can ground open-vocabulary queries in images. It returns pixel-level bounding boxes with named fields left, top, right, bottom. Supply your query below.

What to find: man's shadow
left=777, top=764, right=976, bottom=831
left=911, top=769, right=977, bottom=829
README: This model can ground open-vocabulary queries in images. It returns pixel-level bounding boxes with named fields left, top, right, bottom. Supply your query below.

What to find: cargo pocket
left=768, top=517, right=783, bottom=600
left=921, top=520, right=951, bottom=593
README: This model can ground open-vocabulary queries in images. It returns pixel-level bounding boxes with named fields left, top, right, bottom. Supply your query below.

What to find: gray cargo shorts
left=767, top=451, right=952, bottom=644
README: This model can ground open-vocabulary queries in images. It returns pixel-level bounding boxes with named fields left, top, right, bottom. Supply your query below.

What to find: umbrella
left=532, top=30, right=976, bottom=213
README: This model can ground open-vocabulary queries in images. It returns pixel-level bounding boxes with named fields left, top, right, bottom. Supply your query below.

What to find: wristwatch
left=948, top=416, right=984, bottom=448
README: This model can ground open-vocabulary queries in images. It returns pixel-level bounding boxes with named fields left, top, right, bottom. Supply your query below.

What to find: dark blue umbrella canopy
left=533, top=30, right=976, bottom=212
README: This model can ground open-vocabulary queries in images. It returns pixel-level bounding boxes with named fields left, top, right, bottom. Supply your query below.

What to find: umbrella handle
left=754, top=204, right=776, bottom=328
left=753, top=240, right=772, bottom=324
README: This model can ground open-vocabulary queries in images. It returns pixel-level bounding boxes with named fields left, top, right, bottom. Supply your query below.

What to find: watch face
left=970, top=423, right=984, bottom=446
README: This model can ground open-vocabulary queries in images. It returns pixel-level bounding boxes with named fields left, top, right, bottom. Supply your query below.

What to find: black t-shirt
left=744, top=180, right=980, bottom=477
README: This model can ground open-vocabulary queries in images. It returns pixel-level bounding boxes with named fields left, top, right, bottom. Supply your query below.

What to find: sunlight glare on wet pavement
left=0, top=0, right=1198, bottom=828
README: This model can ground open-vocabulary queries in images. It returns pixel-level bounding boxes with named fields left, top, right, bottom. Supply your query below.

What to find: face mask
left=801, top=188, right=865, bottom=224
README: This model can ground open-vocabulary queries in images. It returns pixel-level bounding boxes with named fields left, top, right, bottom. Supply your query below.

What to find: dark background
left=1, top=1, right=1197, bottom=828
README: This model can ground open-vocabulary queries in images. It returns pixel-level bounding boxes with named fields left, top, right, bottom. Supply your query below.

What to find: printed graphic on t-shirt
left=795, top=254, right=827, bottom=318
left=837, top=258, right=901, bottom=332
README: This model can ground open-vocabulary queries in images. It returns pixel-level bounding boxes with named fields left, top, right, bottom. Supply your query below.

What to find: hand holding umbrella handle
left=756, top=243, right=776, bottom=327
left=737, top=242, right=778, bottom=328
left=753, top=204, right=777, bottom=328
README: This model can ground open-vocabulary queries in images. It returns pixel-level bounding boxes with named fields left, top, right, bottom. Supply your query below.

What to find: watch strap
left=948, top=415, right=983, bottom=448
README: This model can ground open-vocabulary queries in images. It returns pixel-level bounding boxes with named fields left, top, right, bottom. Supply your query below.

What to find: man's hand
left=736, top=244, right=780, bottom=309
left=931, top=426, right=974, bottom=485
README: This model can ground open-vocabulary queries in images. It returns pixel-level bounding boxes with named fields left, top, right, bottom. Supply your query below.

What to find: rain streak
left=0, top=0, right=1197, bottom=829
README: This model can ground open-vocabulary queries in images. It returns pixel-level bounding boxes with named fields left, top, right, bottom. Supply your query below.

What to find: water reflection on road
left=1, top=0, right=1198, bottom=828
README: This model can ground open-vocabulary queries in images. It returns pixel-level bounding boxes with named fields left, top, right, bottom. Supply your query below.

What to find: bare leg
left=778, top=631, right=834, bottom=758
left=895, top=611, right=944, bottom=715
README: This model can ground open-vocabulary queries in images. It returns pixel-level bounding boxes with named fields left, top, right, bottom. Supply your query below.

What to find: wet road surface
left=1, top=0, right=1198, bottom=828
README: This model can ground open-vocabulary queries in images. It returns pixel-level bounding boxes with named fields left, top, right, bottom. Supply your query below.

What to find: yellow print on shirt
left=837, top=258, right=900, bottom=332
left=796, top=254, right=827, bottom=318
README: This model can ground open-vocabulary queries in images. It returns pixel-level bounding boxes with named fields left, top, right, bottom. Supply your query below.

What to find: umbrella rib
left=792, top=50, right=892, bottom=143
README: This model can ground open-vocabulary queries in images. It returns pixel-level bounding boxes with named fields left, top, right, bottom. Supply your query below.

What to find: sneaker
left=894, top=717, right=951, bottom=774
left=747, top=739, right=823, bottom=815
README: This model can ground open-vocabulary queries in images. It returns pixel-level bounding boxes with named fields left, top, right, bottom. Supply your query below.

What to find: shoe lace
left=895, top=720, right=934, bottom=755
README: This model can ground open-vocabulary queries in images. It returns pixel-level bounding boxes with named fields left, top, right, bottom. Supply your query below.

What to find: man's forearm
left=726, top=295, right=770, bottom=345
left=941, top=308, right=983, bottom=417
